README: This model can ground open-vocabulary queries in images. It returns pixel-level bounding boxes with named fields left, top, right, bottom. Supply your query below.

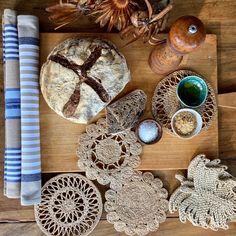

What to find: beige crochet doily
left=77, top=118, right=142, bottom=188
left=169, top=154, right=236, bottom=231
left=105, top=171, right=169, bottom=236
left=152, top=70, right=217, bottom=134
left=34, top=174, right=102, bottom=236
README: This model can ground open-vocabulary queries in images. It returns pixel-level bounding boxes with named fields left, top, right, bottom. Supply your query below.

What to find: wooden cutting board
left=40, top=33, right=218, bottom=172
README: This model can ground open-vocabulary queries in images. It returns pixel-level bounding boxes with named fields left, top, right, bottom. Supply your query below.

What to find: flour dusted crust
left=40, top=38, right=131, bottom=123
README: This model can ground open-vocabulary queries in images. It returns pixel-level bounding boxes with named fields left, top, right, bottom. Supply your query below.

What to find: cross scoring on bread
left=49, top=46, right=110, bottom=118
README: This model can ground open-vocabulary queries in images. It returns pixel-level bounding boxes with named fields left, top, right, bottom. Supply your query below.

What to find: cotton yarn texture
left=3, top=9, right=21, bottom=198
left=18, top=14, right=41, bottom=205
left=77, top=118, right=142, bottom=188
left=169, top=154, right=236, bottom=230
left=2, top=9, right=41, bottom=205
left=35, top=174, right=102, bottom=236
left=105, top=171, right=169, bottom=236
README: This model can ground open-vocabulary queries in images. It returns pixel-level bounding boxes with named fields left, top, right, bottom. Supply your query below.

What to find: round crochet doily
left=152, top=70, right=217, bottom=134
left=77, top=118, right=142, bottom=188
left=104, top=171, right=169, bottom=236
left=34, top=174, right=102, bottom=236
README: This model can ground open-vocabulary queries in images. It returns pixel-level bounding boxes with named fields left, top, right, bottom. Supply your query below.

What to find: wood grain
left=219, top=107, right=236, bottom=166
left=1, top=219, right=236, bottom=236
left=0, top=0, right=236, bottom=233
left=0, top=0, right=236, bottom=93
left=218, top=92, right=236, bottom=109
left=40, top=33, right=218, bottom=172
left=0, top=169, right=184, bottom=222
left=167, top=0, right=236, bottom=94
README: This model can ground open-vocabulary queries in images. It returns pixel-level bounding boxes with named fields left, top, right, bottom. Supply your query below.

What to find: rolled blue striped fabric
left=3, top=9, right=21, bottom=198
left=18, top=15, right=41, bottom=205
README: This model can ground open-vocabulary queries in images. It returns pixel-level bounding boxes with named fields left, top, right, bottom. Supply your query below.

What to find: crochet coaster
left=105, top=171, right=169, bottom=236
left=152, top=70, right=217, bottom=135
left=34, top=174, right=102, bottom=236
left=77, top=118, right=142, bottom=187
left=169, top=154, right=236, bottom=231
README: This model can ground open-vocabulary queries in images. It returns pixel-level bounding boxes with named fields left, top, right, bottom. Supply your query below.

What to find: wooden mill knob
left=149, top=15, right=206, bottom=75
left=169, top=15, right=206, bottom=54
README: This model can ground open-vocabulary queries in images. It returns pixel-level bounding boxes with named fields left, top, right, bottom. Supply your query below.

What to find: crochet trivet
left=105, top=171, right=169, bottom=236
left=106, top=89, right=147, bottom=134
left=77, top=118, right=142, bottom=188
left=34, top=174, right=102, bottom=236
left=169, top=154, right=236, bottom=231
left=152, top=70, right=217, bottom=135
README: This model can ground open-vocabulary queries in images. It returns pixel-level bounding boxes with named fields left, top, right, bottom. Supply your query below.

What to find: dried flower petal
left=46, top=0, right=95, bottom=29
left=91, top=0, right=138, bottom=31
left=121, top=1, right=172, bottom=46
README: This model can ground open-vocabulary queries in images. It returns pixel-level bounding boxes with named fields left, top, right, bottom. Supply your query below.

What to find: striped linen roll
left=3, top=9, right=21, bottom=198
left=18, top=15, right=41, bottom=205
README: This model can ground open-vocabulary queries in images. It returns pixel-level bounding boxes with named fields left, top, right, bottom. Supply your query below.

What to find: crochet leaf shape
left=169, top=154, right=236, bottom=231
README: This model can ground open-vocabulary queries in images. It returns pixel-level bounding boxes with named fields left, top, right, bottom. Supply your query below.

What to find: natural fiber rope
left=77, top=118, right=142, bottom=188
left=169, top=154, right=236, bottom=231
left=152, top=70, right=217, bottom=135
left=34, top=174, right=103, bottom=236
left=105, top=171, right=169, bottom=236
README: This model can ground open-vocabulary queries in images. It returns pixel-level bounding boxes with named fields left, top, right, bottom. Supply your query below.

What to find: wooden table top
left=0, top=1, right=236, bottom=236
left=40, top=33, right=218, bottom=172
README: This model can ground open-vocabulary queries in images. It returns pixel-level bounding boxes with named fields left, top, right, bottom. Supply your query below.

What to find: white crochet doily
left=104, top=171, right=169, bottom=236
left=169, top=154, right=236, bottom=231
left=77, top=118, right=142, bottom=188
left=34, top=174, right=102, bottom=236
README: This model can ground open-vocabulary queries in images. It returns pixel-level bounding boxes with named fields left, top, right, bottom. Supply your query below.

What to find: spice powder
left=174, top=111, right=197, bottom=136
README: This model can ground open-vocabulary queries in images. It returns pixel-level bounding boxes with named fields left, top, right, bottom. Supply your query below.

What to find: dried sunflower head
left=46, top=0, right=96, bottom=29
left=91, top=0, right=139, bottom=31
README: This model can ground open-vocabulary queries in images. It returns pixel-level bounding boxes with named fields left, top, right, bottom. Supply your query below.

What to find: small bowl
left=171, top=108, right=203, bottom=139
left=176, top=75, right=208, bottom=108
left=136, top=119, right=162, bottom=145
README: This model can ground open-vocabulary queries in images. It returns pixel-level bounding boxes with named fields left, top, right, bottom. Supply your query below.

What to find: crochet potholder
left=169, top=154, right=236, bottom=231
left=77, top=118, right=142, bottom=188
left=105, top=171, right=169, bottom=236
left=34, top=174, right=102, bottom=236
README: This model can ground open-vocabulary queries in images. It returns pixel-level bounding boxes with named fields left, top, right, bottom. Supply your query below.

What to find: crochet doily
left=77, top=118, right=142, bottom=188
left=169, top=154, right=236, bottom=231
left=152, top=70, right=217, bottom=134
left=104, top=171, right=169, bottom=236
left=34, top=174, right=102, bottom=236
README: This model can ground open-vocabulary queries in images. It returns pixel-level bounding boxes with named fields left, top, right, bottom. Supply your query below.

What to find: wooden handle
left=169, top=15, right=206, bottom=55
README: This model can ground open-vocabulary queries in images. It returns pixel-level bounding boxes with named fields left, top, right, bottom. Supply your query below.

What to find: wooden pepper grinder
left=149, top=15, right=206, bottom=75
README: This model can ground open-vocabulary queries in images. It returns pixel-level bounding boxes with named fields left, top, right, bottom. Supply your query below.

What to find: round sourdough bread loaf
left=40, top=38, right=131, bottom=123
